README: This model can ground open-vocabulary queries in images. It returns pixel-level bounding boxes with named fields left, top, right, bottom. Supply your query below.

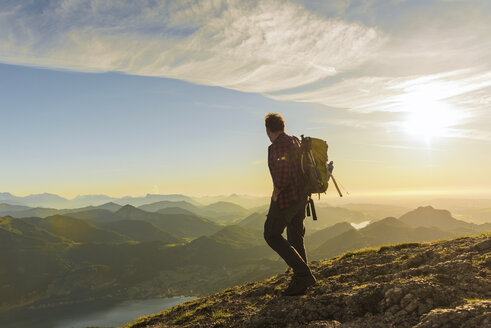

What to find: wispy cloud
left=1, top=0, right=489, bottom=142
left=269, top=69, right=491, bottom=113
left=313, top=116, right=386, bottom=129
left=267, top=76, right=397, bottom=110
left=271, top=69, right=491, bottom=140
left=0, top=0, right=383, bottom=93
left=444, top=128, right=491, bottom=142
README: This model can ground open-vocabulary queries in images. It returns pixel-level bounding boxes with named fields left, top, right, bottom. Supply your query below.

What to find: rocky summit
left=123, top=234, right=490, bottom=328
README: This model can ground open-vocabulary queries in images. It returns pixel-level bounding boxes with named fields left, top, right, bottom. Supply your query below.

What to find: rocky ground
left=122, top=234, right=490, bottom=328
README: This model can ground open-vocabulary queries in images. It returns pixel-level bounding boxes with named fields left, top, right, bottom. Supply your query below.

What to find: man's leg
left=264, top=201, right=310, bottom=276
left=286, top=201, right=308, bottom=264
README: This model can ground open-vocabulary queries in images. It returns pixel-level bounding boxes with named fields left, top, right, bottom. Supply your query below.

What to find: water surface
left=1, top=296, right=195, bottom=328
left=351, top=220, right=371, bottom=230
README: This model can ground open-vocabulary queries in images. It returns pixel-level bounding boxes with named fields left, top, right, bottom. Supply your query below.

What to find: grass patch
left=213, top=310, right=232, bottom=320
left=339, top=247, right=378, bottom=260
left=121, top=313, right=165, bottom=328
left=464, top=298, right=487, bottom=304
left=172, top=304, right=231, bottom=325
left=352, top=283, right=374, bottom=290
left=378, top=242, right=425, bottom=253
left=174, top=309, right=206, bottom=325
left=472, top=254, right=490, bottom=265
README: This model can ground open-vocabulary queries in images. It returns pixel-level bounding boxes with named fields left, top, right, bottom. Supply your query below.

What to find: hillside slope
left=0, top=215, right=280, bottom=313
left=399, top=206, right=487, bottom=235
left=23, top=215, right=129, bottom=243
left=311, top=217, right=454, bottom=260
left=123, top=234, right=490, bottom=328
left=112, top=205, right=222, bottom=238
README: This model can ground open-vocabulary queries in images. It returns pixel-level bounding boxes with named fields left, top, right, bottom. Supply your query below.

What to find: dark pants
left=264, top=198, right=310, bottom=276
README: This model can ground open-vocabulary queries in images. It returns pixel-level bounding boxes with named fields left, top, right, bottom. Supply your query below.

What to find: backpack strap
left=306, top=197, right=317, bottom=221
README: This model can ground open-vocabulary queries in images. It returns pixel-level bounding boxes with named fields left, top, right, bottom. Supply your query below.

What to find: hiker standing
left=264, top=113, right=316, bottom=296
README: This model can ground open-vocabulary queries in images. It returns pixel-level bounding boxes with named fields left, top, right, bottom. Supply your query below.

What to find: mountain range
left=3, top=192, right=490, bottom=224
left=0, top=192, right=268, bottom=210
left=0, top=212, right=278, bottom=315
left=0, top=199, right=256, bottom=224
left=0, top=199, right=489, bottom=321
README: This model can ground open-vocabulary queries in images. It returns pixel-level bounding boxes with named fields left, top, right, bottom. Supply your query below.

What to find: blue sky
left=1, top=0, right=490, bottom=198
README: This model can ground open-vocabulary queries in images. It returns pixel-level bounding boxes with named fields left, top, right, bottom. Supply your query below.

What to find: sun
left=400, top=98, right=461, bottom=143
left=403, top=102, right=449, bottom=140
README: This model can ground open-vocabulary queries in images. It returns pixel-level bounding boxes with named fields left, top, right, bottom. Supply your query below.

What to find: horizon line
left=2, top=188, right=491, bottom=200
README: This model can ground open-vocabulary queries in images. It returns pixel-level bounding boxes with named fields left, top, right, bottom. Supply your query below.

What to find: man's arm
left=270, top=145, right=292, bottom=192
left=272, top=186, right=281, bottom=201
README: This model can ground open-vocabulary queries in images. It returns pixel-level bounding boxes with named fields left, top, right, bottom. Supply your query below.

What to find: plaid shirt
left=268, top=132, right=305, bottom=209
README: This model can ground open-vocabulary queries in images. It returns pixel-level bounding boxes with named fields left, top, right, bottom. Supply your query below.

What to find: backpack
left=296, top=135, right=342, bottom=220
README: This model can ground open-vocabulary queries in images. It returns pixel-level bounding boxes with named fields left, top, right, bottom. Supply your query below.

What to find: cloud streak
left=0, top=0, right=383, bottom=93
left=271, top=69, right=491, bottom=113
left=1, top=0, right=489, bottom=142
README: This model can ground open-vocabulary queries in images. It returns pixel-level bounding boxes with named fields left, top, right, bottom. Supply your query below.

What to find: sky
left=1, top=0, right=490, bottom=199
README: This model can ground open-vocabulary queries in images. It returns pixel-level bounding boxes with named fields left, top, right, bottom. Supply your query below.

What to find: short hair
left=265, top=113, right=285, bottom=132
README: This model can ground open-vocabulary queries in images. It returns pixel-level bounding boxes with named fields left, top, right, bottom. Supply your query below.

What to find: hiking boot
left=283, top=273, right=316, bottom=296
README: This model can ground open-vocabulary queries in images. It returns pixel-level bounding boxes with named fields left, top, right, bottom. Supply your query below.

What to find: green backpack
left=297, top=135, right=342, bottom=220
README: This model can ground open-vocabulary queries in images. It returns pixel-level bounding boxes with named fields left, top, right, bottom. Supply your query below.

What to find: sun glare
left=399, top=93, right=463, bottom=144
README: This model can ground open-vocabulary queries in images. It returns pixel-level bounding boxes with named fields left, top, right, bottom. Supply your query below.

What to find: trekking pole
left=331, top=175, right=343, bottom=197
left=337, top=179, right=350, bottom=196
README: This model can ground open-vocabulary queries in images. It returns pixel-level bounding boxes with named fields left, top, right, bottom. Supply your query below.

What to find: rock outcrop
left=123, top=234, right=490, bottom=328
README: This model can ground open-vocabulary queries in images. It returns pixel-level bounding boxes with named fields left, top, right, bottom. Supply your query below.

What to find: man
left=264, top=113, right=316, bottom=296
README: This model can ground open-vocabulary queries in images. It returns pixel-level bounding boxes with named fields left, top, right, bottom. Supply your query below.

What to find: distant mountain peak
left=365, top=216, right=406, bottom=228
left=400, top=206, right=454, bottom=223
left=377, top=216, right=399, bottom=222
left=207, top=201, right=246, bottom=209
left=118, top=204, right=137, bottom=210
left=114, top=204, right=141, bottom=216
left=333, top=221, right=354, bottom=228
left=29, top=192, right=65, bottom=197
left=101, top=201, right=119, bottom=206
left=398, top=206, right=482, bottom=233
left=414, top=205, right=449, bottom=213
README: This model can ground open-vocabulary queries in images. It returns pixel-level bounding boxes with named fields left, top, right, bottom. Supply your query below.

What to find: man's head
left=265, top=113, right=285, bottom=142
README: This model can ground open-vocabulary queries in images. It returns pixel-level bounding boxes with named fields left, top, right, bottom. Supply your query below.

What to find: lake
left=350, top=220, right=371, bottom=230
left=0, top=296, right=196, bottom=328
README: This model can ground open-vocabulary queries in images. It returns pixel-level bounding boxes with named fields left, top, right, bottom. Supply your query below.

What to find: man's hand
left=272, top=187, right=281, bottom=202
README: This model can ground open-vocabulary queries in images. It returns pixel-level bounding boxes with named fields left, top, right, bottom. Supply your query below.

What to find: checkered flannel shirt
left=268, top=132, right=305, bottom=209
